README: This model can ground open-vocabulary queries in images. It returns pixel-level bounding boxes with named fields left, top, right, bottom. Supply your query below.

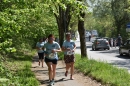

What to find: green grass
left=0, top=50, right=39, bottom=86
left=58, top=52, right=64, bottom=60
left=74, top=54, right=130, bottom=86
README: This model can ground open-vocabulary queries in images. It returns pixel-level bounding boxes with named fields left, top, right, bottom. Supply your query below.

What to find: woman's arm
left=52, top=48, right=61, bottom=53
left=55, top=48, right=62, bottom=52
left=72, top=43, right=76, bottom=51
left=62, top=46, right=66, bottom=51
left=62, top=46, right=71, bottom=51
left=36, top=46, right=41, bottom=50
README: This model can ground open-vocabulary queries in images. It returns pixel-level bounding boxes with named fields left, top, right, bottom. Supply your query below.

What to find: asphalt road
left=75, top=37, right=130, bottom=73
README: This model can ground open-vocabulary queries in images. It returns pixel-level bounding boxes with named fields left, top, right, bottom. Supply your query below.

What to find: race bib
left=67, top=51, right=74, bottom=55
left=48, top=53, right=55, bottom=59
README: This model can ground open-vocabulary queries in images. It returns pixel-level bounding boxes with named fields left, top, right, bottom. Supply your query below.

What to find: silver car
left=92, top=39, right=110, bottom=50
left=119, top=39, right=130, bottom=56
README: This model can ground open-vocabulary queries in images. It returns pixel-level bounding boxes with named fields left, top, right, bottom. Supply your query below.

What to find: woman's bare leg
left=66, top=63, right=70, bottom=71
left=46, top=62, right=53, bottom=80
left=70, top=62, right=74, bottom=79
left=41, top=59, right=44, bottom=67
left=52, top=63, right=57, bottom=79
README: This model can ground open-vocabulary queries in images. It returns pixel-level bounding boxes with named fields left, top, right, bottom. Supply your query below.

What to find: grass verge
left=0, top=50, right=39, bottom=86
left=74, top=54, right=130, bottom=86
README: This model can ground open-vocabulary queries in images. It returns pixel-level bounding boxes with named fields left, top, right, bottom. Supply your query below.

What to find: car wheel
left=128, top=51, right=130, bottom=57
left=92, top=46, right=94, bottom=50
left=94, top=47, right=97, bottom=50
left=119, top=49, right=123, bottom=56
left=95, top=48, right=98, bottom=50
left=92, top=47, right=94, bottom=50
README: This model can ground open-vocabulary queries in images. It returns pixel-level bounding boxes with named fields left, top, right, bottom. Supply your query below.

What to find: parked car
left=103, top=37, right=118, bottom=47
left=92, top=38, right=110, bottom=50
left=103, top=37, right=110, bottom=41
left=95, top=37, right=101, bottom=39
left=119, top=39, right=130, bottom=56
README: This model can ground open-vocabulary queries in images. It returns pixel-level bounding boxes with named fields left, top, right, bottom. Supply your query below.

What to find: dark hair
left=39, top=38, right=43, bottom=41
left=43, top=37, right=46, bottom=41
left=48, top=34, right=54, bottom=38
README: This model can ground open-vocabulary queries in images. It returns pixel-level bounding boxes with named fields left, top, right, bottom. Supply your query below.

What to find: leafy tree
left=0, top=0, right=58, bottom=58
left=89, top=0, right=130, bottom=39
left=43, top=0, right=88, bottom=57
left=90, top=0, right=114, bottom=37
left=111, top=0, right=129, bottom=39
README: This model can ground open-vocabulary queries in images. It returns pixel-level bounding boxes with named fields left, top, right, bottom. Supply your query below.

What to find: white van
left=85, top=31, right=91, bottom=38
left=91, top=30, right=98, bottom=37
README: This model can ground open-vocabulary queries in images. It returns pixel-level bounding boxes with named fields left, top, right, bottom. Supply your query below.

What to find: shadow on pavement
left=40, top=79, right=50, bottom=84
left=55, top=78, right=70, bottom=83
left=109, top=59, right=130, bottom=71
left=56, top=67, right=66, bottom=70
left=40, top=78, right=70, bottom=85
left=116, top=55, right=130, bottom=59
left=97, top=49, right=119, bottom=54
left=76, top=45, right=92, bottom=49
left=90, top=49, right=110, bottom=51
left=106, top=54, right=130, bottom=72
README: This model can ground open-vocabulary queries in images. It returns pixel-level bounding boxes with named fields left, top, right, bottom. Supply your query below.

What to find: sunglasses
left=49, top=38, right=54, bottom=40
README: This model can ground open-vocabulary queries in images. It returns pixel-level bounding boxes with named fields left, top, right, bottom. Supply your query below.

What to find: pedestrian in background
left=36, top=38, right=45, bottom=67
left=114, top=38, right=117, bottom=48
left=110, top=38, right=113, bottom=47
left=44, top=34, right=61, bottom=86
left=62, top=32, right=76, bottom=80
left=89, top=35, right=91, bottom=41
left=117, top=34, right=122, bottom=47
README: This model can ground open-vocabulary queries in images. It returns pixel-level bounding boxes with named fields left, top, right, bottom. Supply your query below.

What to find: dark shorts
left=38, top=52, right=44, bottom=60
left=45, top=57, right=58, bottom=64
left=64, top=55, right=75, bottom=63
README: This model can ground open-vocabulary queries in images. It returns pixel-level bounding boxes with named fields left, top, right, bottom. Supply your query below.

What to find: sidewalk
left=31, top=55, right=103, bottom=86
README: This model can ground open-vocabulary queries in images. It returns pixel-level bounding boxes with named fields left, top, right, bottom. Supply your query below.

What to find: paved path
left=31, top=55, right=102, bottom=86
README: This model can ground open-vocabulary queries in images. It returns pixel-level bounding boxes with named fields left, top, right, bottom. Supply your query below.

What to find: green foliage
left=58, top=52, right=64, bottom=60
left=87, top=0, right=114, bottom=37
left=88, top=0, right=130, bottom=38
left=0, top=0, right=58, bottom=57
left=44, top=0, right=88, bottom=31
left=0, top=50, right=39, bottom=86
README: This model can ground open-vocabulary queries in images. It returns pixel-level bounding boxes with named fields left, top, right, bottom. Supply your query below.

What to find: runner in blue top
left=44, top=34, right=61, bottom=86
left=36, top=38, right=45, bottom=67
left=62, top=32, right=76, bottom=80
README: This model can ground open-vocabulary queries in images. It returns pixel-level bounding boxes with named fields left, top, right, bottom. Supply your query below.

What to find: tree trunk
left=78, top=12, right=87, bottom=58
left=54, top=5, right=71, bottom=47
left=58, top=26, right=65, bottom=47
left=56, top=7, right=65, bottom=47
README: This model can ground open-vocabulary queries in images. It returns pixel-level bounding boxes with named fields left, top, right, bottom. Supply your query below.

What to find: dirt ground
left=31, top=55, right=103, bottom=86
